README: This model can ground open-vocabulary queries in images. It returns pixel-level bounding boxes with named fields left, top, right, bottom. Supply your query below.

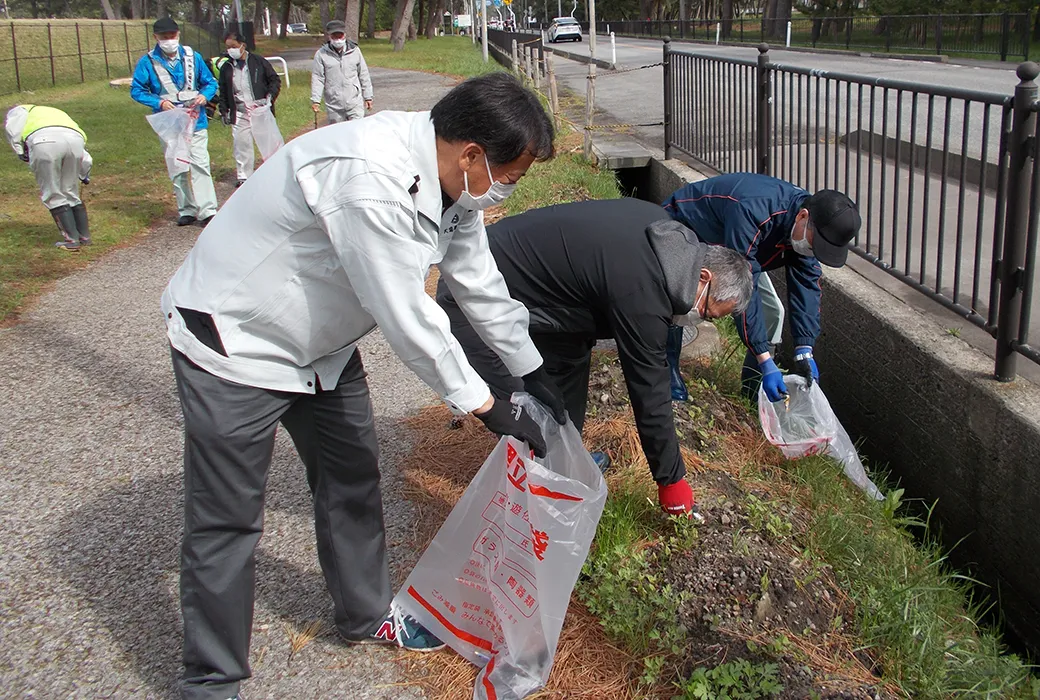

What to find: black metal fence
left=599, top=13, right=1031, bottom=61
left=0, top=20, right=249, bottom=96
left=663, top=41, right=1040, bottom=378
left=485, top=27, right=545, bottom=64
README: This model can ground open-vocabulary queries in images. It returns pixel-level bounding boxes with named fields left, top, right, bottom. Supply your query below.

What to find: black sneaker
left=351, top=603, right=446, bottom=652
left=177, top=215, right=197, bottom=226
left=54, top=240, right=80, bottom=252
left=78, top=237, right=92, bottom=246
left=236, top=179, right=246, bottom=188
left=199, top=215, right=214, bottom=226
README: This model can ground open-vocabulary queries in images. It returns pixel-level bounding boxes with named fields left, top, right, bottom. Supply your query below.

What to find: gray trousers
left=27, top=127, right=89, bottom=209
left=171, top=349, right=390, bottom=700
left=326, top=103, right=365, bottom=124
left=171, top=129, right=218, bottom=220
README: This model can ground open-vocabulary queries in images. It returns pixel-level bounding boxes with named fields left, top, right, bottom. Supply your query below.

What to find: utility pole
left=588, top=0, right=596, bottom=57
left=481, top=0, right=488, bottom=62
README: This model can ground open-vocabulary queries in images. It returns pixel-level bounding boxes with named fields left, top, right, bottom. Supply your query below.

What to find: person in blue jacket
left=663, top=173, right=861, bottom=403
left=131, top=17, right=219, bottom=226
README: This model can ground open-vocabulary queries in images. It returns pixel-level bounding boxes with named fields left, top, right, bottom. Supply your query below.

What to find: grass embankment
left=0, top=69, right=313, bottom=323
left=401, top=321, right=1039, bottom=699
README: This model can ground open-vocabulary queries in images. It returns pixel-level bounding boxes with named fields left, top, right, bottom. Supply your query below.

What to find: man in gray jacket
left=311, top=20, right=373, bottom=124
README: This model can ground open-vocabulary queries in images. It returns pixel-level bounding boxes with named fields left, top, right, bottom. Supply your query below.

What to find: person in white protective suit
left=4, top=105, right=93, bottom=252
left=216, top=29, right=282, bottom=187
left=162, top=72, right=566, bottom=700
left=130, top=17, right=219, bottom=227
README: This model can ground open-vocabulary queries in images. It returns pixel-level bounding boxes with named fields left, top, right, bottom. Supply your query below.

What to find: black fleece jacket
left=217, top=52, right=281, bottom=125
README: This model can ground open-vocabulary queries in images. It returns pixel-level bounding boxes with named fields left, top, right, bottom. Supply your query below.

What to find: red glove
left=658, top=480, right=695, bottom=517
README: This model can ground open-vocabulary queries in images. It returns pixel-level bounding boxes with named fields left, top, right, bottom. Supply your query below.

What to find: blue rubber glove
left=759, top=357, right=788, bottom=402
left=793, top=345, right=820, bottom=386
left=666, top=325, right=689, bottom=402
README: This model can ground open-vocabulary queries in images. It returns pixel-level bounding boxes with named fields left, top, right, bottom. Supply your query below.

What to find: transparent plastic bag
left=249, top=103, right=284, bottom=161
left=759, top=375, right=883, bottom=500
left=394, top=394, right=608, bottom=700
left=145, top=107, right=196, bottom=178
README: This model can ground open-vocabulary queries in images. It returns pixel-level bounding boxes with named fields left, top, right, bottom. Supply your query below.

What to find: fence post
left=663, top=36, right=672, bottom=161
left=533, top=48, right=541, bottom=89
left=123, top=22, right=132, bottom=73
left=845, top=16, right=852, bottom=50
left=101, top=22, right=110, bottom=78
left=10, top=23, right=20, bottom=92
left=786, top=20, right=791, bottom=48
left=885, top=15, right=892, bottom=53
left=994, top=61, right=1039, bottom=381
left=512, top=39, right=519, bottom=73
left=546, top=50, right=560, bottom=121
left=584, top=61, right=596, bottom=160
left=75, top=23, right=85, bottom=83
left=1000, top=13, right=1010, bottom=62
left=610, top=31, right=615, bottom=66
left=756, top=43, right=771, bottom=175
left=525, top=44, right=533, bottom=81
left=935, top=14, right=943, bottom=55
left=47, top=23, right=55, bottom=86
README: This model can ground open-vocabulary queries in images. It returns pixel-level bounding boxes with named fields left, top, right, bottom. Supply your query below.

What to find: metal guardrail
left=596, top=13, right=1031, bottom=61
left=663, top=40, right=1040, bottom=379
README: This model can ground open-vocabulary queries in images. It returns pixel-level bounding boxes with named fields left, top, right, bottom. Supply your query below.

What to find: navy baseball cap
left=805, top=190, right=861, bottom=268
left=326, top=20, right=346, bottom=33
left=153, top=17, right=179, bottom=33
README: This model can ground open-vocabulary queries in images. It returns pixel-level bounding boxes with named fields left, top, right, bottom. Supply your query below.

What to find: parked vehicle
left=548, top=16, right=582, bottom=42
left=287, top=22, right=309, bottom=33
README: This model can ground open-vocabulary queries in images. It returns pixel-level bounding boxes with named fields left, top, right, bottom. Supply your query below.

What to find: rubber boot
left=72, top=203, right=91, bottom=246
left=666, top=324, right=689, bottom=402
left=50, top=205, right=80, bottom=251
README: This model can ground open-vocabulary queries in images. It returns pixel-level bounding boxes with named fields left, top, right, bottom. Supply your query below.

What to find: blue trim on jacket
left=130, top=44, right=218, bottom=131
left=662, top=173, right=822, bottom=355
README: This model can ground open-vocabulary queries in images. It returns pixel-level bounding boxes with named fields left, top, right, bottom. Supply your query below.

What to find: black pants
left=437, top=290, right=596, bottom=433
left=171, top=349, right=389, bottom=700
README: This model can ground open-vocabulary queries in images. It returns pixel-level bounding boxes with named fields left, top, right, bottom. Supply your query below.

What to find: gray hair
left=703, top=245, right=754, bottom=314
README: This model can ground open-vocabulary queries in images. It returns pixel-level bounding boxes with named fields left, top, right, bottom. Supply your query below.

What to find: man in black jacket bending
left=217, top=30, right=282, bottom=186
left=437, top=198, right=753, bottom=517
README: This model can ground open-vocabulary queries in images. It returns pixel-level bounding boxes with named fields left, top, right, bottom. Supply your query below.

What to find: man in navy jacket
left=663, top=173, right=861, bottom=402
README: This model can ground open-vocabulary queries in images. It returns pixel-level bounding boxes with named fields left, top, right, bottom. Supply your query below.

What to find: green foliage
left=675, top=659, right=784, bottom=699
left=744, top=493, right=793, bottom=542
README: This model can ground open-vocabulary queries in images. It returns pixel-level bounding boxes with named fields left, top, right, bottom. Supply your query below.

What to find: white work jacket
left=161, top=110, right=541, bottom=413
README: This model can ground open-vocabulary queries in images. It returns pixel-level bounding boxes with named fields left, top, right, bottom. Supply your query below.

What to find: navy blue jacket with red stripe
left=662, top=173, right=822, bottom=355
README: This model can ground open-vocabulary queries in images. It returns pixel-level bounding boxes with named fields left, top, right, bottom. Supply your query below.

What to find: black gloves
left=475, top=398, right=548, bottom=458
left=220, top=112, right=232, bottom=126
left=521, top=366, right=567, bottom=425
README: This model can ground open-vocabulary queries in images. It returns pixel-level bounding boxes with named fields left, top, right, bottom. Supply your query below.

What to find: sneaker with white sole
left=353, top=602, right=446, bottom=652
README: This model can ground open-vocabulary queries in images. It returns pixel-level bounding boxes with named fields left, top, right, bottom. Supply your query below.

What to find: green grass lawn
left=0, top=69, right=314, bottom=322
left=0, top=19, right=224, bottom=95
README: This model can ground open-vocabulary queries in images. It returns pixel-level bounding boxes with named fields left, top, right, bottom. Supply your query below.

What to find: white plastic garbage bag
left=759, top=375, right=884, bottom=500
left=145, top=107, right=196, bottom=179
left=249, top=103, right=284, bottom=161
left=394, top=394, right=608, bottom=700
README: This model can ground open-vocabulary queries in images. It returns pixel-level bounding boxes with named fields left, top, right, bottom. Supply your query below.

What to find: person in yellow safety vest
left=4, top=105, right=93, bottom=252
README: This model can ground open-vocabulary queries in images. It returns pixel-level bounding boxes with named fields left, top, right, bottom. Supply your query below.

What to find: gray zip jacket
left=310, top=41, right=373, bottom=112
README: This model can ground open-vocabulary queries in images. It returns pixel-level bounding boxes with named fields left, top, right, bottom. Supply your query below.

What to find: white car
left=548, top=17, right=582, bottom=43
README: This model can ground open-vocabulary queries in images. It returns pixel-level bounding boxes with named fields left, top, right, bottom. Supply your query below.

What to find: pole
left=756, top=43, right=770, bottom=175
left=512, top=38, right=519, bottom=73
left=10, top=22, right=20, bottom=91
left=786, top=20, right=791, bottom=48
left=47, top=23, right=55, bottom=87
left=533, top=47, right=541, bottom=88
left=482, top=2, right=488, bottom=62
left=588, top=0, right=596, bottom=57
left=663, top=37, right=672, bottom=160
left=470, top=0, right=476, bottom=43
left=76, top=23, right=84, bottom=83
left=994, top=61, right=1039, bottom=381
left=546, top=51, right=559, bottom=119
left=715, top=21, right=720, bottom=45
left=610, top=30, right=615, bottom=66
left=584, top=62, right=596, bottom=160
left=557, top=0, right=561, bottom=18
left=525, top=44, right=533, bottom=79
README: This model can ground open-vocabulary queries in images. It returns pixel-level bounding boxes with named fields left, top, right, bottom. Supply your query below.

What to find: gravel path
left=0, top=68, right=458, bottom=699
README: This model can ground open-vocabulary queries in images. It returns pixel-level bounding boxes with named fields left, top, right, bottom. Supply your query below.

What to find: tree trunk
left=417, top=0, right=425, bottom=38
left=366, top=0, right=376, bottom=37
left=320, top=0, right=329, bottom=30
left=391, top=0, right=416, bottom=49
left=721, top=0, right=732, bottom=37
left=407, top=15, right=417, bottom=39
left=279, top=0, right=291, bottom=38
left=425, top=0, right=441, bottom=37
left=129, top=0, right=141, bottom=18
left=205, top=0, right=214, bottom=22
left=345, top=0, right=361, bottom=40
left=100, top=0, right=119, bottom=19
left=253, top=0, right=264, bottom=32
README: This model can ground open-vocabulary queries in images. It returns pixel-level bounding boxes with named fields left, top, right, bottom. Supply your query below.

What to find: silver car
left=548, top=17, right=582, bottom=43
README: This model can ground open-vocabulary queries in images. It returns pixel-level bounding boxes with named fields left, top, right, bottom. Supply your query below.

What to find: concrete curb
left=545, top=45, right=618, bottom=71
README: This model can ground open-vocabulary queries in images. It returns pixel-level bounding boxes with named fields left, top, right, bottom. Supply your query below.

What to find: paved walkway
left=0, top=67, right=457, bottom=699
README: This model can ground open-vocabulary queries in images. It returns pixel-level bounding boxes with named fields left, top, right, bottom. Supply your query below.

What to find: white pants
left=172, top=129, right=218, bottom=219
left=757, top=273, right=786, bottom=346
left=232, top=110, right=256, bottom=180
left=28, top=127, right=90, bottom=209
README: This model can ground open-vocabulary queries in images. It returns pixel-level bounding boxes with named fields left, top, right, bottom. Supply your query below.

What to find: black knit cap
left=805, top=190, right=861, bottom=268
left=153, top=17, right=179, bottom=33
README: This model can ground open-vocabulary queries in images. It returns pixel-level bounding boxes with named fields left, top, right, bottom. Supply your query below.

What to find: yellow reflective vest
left=21, top=105, right=87, bottom=142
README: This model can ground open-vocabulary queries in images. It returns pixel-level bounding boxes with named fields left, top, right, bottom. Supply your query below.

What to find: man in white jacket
left=310, top=19, right=373, bottom=124
left=163, top=72, right=564, bottom=700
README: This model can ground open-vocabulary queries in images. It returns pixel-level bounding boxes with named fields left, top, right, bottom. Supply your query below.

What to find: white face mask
left=227, top=47, right=243, bottom=60
left=159, top=38, right=180, bottom=55
left=791, top=227, right=814, bottom=257
left=331, top=38, right=347, bottom=50
left=457, top=154, right=516, bottom=211
left=673, top=276, right=711, bottom=326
